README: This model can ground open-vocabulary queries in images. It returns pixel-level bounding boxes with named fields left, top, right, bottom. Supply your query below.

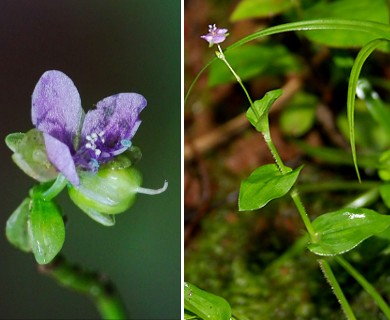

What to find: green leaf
left=308, top=208, right=390, bottom=256
left=380, top=183, right=390, bottom=209
left=184, top=282, right=231, bottom=320
left=239, top=164, right=302, bottom=211
left=28, top=198, right=65, bottom=264
left=347, top=38, right=389, bottom=181
left=279, top=92, right=317, bottom=137
left=303, top=0, right=389, bottom=48
left=231, top=0, right=294, bottom=22
left=294, top=140, right=379, bottom=169
left=6, top=198, right=32, bottom=252
left=379, top=150, right=390, bottom=181
left=208, top=45, right=299, bottom=87
left=10, top=129, right=58, bottom=182
left=246, top=89, right=283, bottom=133
left=186, top=19, right=390, bottom=106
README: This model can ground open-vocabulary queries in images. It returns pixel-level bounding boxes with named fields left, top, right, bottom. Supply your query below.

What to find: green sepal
left=103, top=146, right=142, bottom=170
left=75, top=206, right=115, bottom=227
left=239, top=164, right=302, bottom=211
left=5, top=132, right=25, bottom=152
left=28, top=197, right=65, bottom=264
left=184, top=282, right=231, bottom=320
left=68, top=166, right=142, bottom=217
left=308, top=208, right=390, bottom=256
left=7, top=129, right=58, bottom=182
left=6, top=198, right=32, bottom=252
left=246, top=89, right=283, bottom=133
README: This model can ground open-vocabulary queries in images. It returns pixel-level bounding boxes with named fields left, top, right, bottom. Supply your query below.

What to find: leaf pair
left=6, top=197, right=65, bottom=264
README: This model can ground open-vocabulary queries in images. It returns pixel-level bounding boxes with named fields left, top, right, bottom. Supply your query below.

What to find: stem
left=262, top=131, right=288, bottom=174
left=263, top=131, right=317, bottom=241
left=39, top=255, right=127, bottom=319
left=215, top=44, right=317, bottom=242
left=216, top=45, right=254, bottom=112
left=290, top=188, right=316, bottom=242
left=336, top=256, right=390, bottom=318
left=319, top=259, right=357, bottom=320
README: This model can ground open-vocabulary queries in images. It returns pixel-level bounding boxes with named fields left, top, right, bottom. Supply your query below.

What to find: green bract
left=6, top=196, right=65, bottom=264
left=246, top=89, right=283, bottom=134
left=68, top=166, right=142, bottom=221
left=28, top=198, right=65, bottom=264
left=308, top=208, right=390, bottom=256
left=6, top=198, right=32, bottom=252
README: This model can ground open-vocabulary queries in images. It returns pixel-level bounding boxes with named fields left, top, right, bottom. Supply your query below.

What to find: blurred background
left=185, top=0, right=390, bottom=318
left=0, top=1, right=180, bottom=319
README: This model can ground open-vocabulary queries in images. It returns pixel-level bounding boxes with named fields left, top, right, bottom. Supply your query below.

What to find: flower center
left=85, top=131, right=105, bottom=157
left=77, top=131, right=133, bottom=173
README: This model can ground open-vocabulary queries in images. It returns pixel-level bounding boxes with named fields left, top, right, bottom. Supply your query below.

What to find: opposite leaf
left=239, top=164, right=302, bottom=211
left=308, top=208, right=390, bottom=256
left=28, top=198, right=65, bottom=264
left=246, top=89, right=283, bottom=133
left=6, top=198, right=32, bottom=252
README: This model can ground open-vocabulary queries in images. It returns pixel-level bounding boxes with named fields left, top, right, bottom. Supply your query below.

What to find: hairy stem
left=39, top=255, right=127, bottom=319
left=336, top=256, right=390, bottom=318
left=319, top=259, right=357, bottom=320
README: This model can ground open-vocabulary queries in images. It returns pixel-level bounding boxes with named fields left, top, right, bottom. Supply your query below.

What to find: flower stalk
left=39, top=255, right=127, bottom=319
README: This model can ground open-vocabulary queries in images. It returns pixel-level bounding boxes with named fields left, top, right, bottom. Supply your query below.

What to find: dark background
left=0, top=1, right=180, bottom=319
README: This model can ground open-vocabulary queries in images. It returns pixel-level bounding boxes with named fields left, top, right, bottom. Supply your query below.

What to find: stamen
left=121, top=139, right=132, bottom=148
left=135, top=180, right=168, bottom=195
left=89, top=158, right=99, bottom=171
left=111, top=145, right=129, bottom=156
left=98, top=131, right=105, bottom=143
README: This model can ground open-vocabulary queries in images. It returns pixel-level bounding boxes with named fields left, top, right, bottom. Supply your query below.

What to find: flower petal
left=81, top=93, right=146, bottom=151
left=32, top=70, right=83, bottom=150
left=44, top=134, right=80, bottom=186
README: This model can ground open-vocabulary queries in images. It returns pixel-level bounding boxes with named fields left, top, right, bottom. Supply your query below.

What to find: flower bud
left=68, top=166, right=142, bottom=215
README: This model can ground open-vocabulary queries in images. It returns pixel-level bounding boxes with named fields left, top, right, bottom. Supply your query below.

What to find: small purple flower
left=200, top=24, right=229, bottom=47
left=31, top=70, right=146, bottom=186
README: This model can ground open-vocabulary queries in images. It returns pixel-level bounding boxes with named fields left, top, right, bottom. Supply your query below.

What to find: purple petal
left=201, top=24, right=229, bottom=46
left=32, top=70, right=83, bottom=150
left=44, top=134, right=80, bottom=186
left=81, top=93, right=146, bottom=152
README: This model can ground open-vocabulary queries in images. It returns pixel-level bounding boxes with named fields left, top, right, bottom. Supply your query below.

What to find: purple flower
left=200, top=24, right=229, bottom=47
left=31, top=70, right=146, bottom=186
